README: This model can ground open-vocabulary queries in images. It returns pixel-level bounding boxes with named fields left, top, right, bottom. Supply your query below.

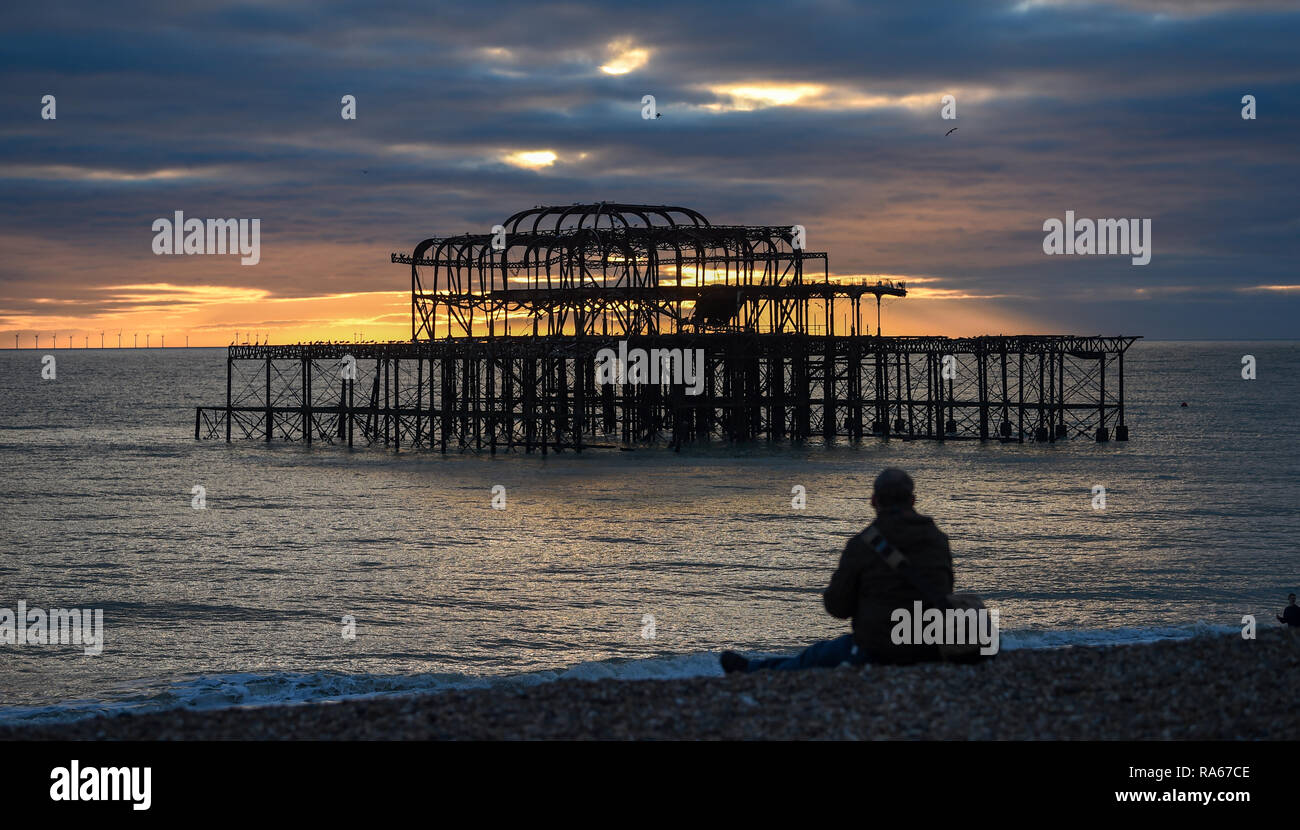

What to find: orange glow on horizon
left=1, top=264, right=1061, bottom=347
left=2, top=284, right=412, bottom=348
left=2, top=284, right=1057, bottom=347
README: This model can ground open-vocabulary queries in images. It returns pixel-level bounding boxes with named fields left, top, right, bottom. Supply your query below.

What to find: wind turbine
left=100, top=331, right=105, bottom=348
left=134, top=333, right=138, bottom=348
left=146, top=334, right=151, bottom=349
left=117, top=330, right=123, bottom=348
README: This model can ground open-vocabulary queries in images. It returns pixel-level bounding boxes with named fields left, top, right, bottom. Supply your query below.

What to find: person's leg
left=745, top=633, right=859, bottom=672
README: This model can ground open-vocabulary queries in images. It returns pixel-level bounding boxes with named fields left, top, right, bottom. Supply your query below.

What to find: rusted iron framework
left=196, top=203, right=1138, bottom=452
left=396, top=202, right=906, bottom=339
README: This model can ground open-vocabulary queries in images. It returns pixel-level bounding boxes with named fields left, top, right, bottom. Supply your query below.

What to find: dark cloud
left=0, top=0, right=1296, bottom=337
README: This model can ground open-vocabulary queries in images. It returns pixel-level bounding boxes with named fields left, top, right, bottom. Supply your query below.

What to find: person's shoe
left=720, top=650, right=749, bottom=674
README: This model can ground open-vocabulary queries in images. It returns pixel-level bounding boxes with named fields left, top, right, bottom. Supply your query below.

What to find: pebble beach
left=4, top=629, right=1296, bottom=740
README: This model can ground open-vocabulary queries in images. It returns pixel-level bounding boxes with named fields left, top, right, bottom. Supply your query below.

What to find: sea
left=0, top=340, right=1296, bottom=725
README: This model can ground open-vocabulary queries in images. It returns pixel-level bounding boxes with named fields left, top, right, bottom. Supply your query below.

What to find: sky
left=0, top=0, right=1297, bottom=346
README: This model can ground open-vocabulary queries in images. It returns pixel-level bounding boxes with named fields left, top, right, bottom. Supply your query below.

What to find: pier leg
left=978, top=350, right=989, bottom=441
left=303, top=356, right=312, bottom=445
left=1096, top=354, right=1109, bottom=442
left=1057, top=350, right=1066, bottom=439
left=416, top=356, right=424, bottom=448
left=265, top=357, right=272, bottom=442
left=441, top=348, right=450, bottom=453
left=894, top=349, right=904, bottom=435
left=879, top=347, right=890, bottom=437
left=1047, top=349, right=1055, bottom=444
left=905, top=353, right=915, bottom=437
left=823, top=337, right=835, bottom=441
left=1116, top=350, right=1128, bottom=440
left=225, top=352, right=232, bottom=443
left=1000, top=348, right=1009, bottom=440
left=1017, top=351, right=1024, bottom=442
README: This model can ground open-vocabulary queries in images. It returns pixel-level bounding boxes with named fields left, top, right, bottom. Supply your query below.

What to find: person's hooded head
left=871, top=467, right=915, bottom=513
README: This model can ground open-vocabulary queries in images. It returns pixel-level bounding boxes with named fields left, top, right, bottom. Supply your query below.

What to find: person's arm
left=822, top=538, right=861, bottom=619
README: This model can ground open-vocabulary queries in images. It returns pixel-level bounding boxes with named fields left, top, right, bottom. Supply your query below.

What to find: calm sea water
left=0, top=341, right=1296, bottom=723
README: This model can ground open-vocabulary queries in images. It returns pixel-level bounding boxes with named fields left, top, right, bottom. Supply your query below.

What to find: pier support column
left=225, top=352, right=232, bottom=442
left=302, top=355, right=312, bottom=445
left=265, top=357, right=272, bottom=442
left=1116, top=350, right=1128, bottom=440
left=1096, top=354, right=1109, bottom=441
left=977, top=349, right=989, bottom=441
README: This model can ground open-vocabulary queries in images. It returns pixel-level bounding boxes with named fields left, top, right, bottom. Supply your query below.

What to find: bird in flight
left=945, top=127, right=958, bottom=137
left=655, top=112, right=663, bottom=118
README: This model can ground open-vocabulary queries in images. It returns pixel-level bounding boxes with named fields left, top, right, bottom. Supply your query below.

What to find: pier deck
left=195, top=334, right=1137, bottom=452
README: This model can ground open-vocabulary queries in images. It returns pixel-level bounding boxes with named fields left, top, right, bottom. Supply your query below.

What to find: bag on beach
left=859, top=525, right=995, bottom=663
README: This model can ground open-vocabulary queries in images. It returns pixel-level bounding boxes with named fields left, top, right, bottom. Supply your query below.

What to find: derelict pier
left=195, top=203, right=1137, bottom=452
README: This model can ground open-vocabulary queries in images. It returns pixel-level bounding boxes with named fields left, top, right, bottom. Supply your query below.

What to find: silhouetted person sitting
left=1278, top=594, right=1300, bottom=627
left=720, top=467, right=953, bottom=673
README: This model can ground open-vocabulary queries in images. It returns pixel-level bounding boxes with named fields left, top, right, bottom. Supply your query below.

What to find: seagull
left=945, top=127, right=958, bottom=137
left=655, top=112, right=663, bottom=119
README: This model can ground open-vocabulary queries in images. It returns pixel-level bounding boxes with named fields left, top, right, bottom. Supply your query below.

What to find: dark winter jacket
left=823, top=506, right=954, bottom=663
